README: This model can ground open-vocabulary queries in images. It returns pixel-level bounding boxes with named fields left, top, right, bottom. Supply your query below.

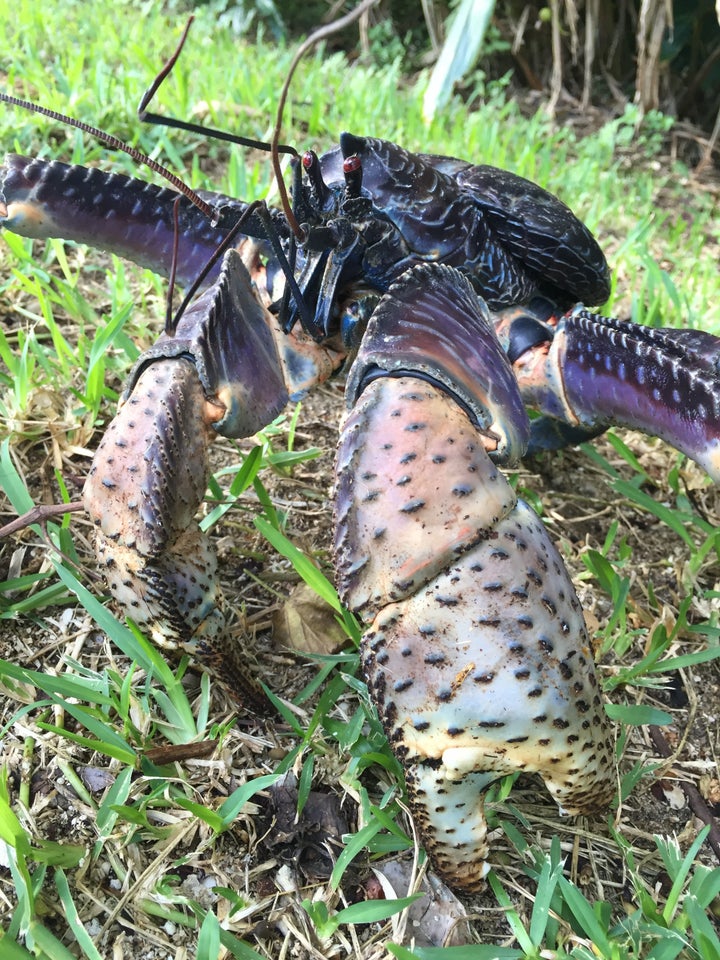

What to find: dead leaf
left=271, top=582, right=348, bottom=654
left=651, top=777, right=686, bottom=810
left=374, top=859, right=472, bottom=947
left=79, top=766, right=116, bottom=795
left=259, top=772, right=351, bottom=882
left=144, top=740, right=219, bottom=764
left=700, top=776, right=720, bottom=807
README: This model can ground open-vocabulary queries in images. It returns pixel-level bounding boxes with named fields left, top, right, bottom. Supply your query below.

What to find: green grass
left=1, top=2, right=719, bottom=958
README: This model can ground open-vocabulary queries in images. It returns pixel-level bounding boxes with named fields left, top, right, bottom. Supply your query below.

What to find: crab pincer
left=334, top=263, right=615, bottom=891
left=83, top=249, right=288, bottom=707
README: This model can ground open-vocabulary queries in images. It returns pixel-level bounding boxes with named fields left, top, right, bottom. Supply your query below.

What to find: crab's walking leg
left=495, top=304, right=720, bottom=481
left=0, top=154, right=290, bottom=286
left=1, top=154, right=235, bottom=285
left=334, top=264, right=615, bottom=891
left=84, top=249, right=289, bottom=707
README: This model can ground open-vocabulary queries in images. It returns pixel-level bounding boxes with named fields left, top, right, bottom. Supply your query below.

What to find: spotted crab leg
left=334, top=263, right=615, bottom=892
left=495, top=303, right=720, bottom=481
left=83, top=248, right=289, bottom=707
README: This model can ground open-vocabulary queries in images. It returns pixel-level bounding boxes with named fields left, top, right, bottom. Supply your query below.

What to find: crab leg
left=334, top=264, right=615, bottom=892
left=0, top=154, right=345, bottom=397
left=83, top=249, right=289, bottom=707
left=495, top=303, right=720, bottom=481
left=0, top=154, right=256, bottom=285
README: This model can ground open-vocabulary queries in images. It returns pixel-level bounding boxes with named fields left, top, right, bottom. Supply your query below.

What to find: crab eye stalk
left=342, top=154, right=363, bottom=200
left=302, top=149, right=330, bottom=207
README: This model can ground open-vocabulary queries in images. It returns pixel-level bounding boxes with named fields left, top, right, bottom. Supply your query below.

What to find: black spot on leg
left=474, top=671, right=495, bottom=684
left=424, top=652, right=445, bottom=665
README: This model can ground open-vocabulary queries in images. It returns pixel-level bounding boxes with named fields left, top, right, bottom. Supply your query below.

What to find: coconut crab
left=1, top=34, right=719, bottom=897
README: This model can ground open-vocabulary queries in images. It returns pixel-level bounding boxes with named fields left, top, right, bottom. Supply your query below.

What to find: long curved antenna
left=138, top=16, right=298, bottom=159
left=166, top=196, right=183, bottom=332
left=168, top=200, right=319, bottom=338
left=0, top=92, right=221, bottom=224
left=270, top=0, right=382, bottom=240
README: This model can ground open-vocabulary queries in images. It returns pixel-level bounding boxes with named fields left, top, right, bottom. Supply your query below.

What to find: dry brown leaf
left=374, top=859, right=472, bottom=947
left=271, top=582, right=348, bottom=654
left=700, top=776, right=720, bottom=806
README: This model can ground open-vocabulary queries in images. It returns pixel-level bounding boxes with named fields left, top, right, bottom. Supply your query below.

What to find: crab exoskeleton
left=334, top=264, right=615, bottom=891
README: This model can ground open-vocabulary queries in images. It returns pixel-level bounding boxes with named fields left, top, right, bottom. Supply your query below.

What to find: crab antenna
left=167, top=202, right=262, bottom=335
left=165, top=196, right=183, bottom=333
left=270, top=0, right=381, bottom=240
left=0, top=92, right=219, bottom=223
left=169, top=200, right=318, bottom=338
left=138, top=16, right=298, bottom=158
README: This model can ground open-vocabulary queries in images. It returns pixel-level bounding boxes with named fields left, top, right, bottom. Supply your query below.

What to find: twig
left=647, top=725, right=720, bottom=861
left=0, top=500, right=85, bottom=538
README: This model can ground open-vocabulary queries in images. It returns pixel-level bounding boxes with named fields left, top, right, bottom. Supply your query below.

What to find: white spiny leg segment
left=407, top=764, right=495, bottom=893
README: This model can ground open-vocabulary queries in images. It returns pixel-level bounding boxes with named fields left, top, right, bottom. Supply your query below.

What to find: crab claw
left=84, top=251, right=287, bottom=708
left=496, top=304, right=720, bottom=482
left=335, top=264, right=615, bottom=891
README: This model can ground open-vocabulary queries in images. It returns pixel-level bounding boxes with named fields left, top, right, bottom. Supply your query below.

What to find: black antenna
left=2, top=1, right=383, bottom=339
left=269, top=0, right=381, bottom=241
left=165, top=196, right=183, bottom=332
left=168, top=202, right=319, bottom=338
left=137, top=16, right=299, bottom=159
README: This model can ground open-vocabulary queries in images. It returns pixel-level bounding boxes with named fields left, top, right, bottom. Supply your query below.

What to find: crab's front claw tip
left=407, top=765, right=492, bottom=893
left=93, top=523, right=225, bottom=650
left=353, top=497, right=615, bottom=889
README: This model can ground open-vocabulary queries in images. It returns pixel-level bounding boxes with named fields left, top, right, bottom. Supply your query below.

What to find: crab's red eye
left=343, top=155, right=361, bottom=174
left=302, top=150, right=315, bottom=170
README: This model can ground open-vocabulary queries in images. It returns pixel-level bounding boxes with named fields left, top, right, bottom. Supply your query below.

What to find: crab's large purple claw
left=83, top=251, right=287, bottom=707
left=497, top=306, right=720, bottom=482
left=334, top=264, right=615, bottom=891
